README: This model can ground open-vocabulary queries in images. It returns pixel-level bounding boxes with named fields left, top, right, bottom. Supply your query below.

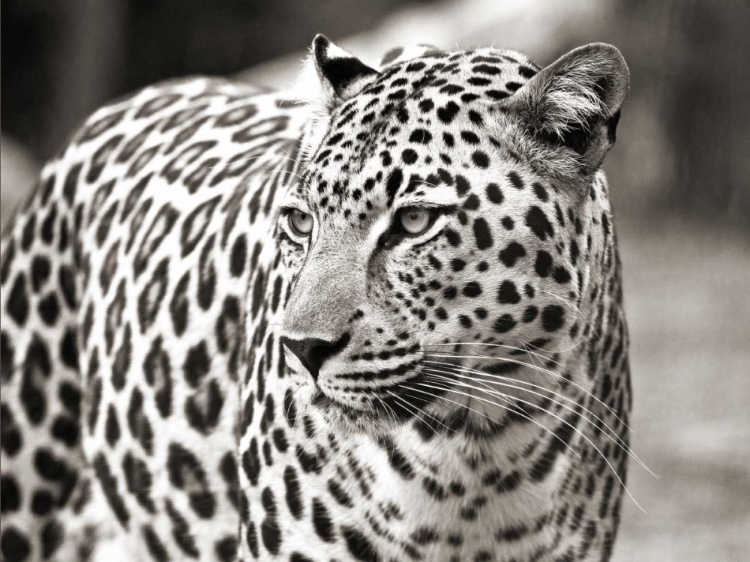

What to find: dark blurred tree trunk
left=666, top=0, right=750, bottom=222
left=618, top=0, right=750, bottom=224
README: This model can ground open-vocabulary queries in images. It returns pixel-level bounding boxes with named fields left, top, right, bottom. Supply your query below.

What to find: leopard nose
left=281, top=333, right=351, bottom=381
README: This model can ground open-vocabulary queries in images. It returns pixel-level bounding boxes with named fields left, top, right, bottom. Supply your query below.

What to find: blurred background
left=2, top=0, right=748, bottom=559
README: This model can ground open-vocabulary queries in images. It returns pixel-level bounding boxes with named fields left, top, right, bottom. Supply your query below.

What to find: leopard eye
left=289, top=209, right=314, bottom=236
left=398, top=207, right=432, bottom=235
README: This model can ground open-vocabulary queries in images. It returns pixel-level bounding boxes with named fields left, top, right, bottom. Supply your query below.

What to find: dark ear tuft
left=510, top=43, right=630, bottom=172
left=311, top=34, right=379, bottom=105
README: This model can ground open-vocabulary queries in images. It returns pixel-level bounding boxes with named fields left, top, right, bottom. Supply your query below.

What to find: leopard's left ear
left=293, top=34, right=380, bottom=111
left=508, top=43, right=630, bottom=174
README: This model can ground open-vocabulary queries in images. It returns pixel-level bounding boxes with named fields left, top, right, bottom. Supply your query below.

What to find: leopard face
left=278, top=36, right=629, bottom=437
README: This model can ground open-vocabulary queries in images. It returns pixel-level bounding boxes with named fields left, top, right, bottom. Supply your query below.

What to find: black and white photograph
left=1, top=1, right=748, bottom=561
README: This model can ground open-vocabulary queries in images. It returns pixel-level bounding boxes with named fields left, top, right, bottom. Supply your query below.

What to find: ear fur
left=289, top=34, right=379, bottom=111
left=288, top=34, right=379, bottom=160
left=508, top=43, right=630, bottom=174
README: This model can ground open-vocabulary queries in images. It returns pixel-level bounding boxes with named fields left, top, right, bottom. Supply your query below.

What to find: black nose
left=281, top=333, right=350, bottom=380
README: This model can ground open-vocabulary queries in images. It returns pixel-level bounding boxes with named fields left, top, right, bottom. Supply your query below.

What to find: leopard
left=1, top=35, right=636, bottom=562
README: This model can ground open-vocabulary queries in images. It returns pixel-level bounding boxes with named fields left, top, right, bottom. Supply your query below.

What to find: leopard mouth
left=309, top=388, right=336, bottom=408
left=310, top=377, right=445, bottom=424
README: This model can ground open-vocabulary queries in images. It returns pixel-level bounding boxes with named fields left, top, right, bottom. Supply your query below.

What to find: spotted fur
left=1, top=36, right=632, bottom=562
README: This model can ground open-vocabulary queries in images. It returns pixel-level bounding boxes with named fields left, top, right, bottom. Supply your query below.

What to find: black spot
left=497, top=281, right=521, bottom=304
left=422, top=477, right=447, bottom=500
left=312, top=497, right=336, bottom=542
left=485, top=183, right=503, bottom=205
left=127, top=388, right=153, bottom=455
left=31, top=490, right=54, bottom=516
left=553, top=266, right=571, bottom=284
left=493, top=314, right=517, bottom=333
left=541, top=305, right=565, bottom=332
left=459, top=315, right=473, bottom=329
left=215, top=536, right=237, bottom=562
left=170, top=272, right=191, bottom=336
left=166, top=499, right=201, bottom=558
left=93, top=452, right=130, bottom=528
left=230, top=235, right=247, bottom=277
left=379, top=437, right=415, bottom=480
left=1, top=331, right=14, bottom=383
left=522, top=306, right=538, bottom=323
left=123, top=451, right=156, bottom=513
left=105, top=405, right=121, bottom=447
left=137, top=258, right=169, bottom=333
left=243, top=438, right=261, bottom=486
left=411, top=526, right=440, bottom=545
left=529, top=406, right=581, bottom=482
left=462, top=193, right=480, bottom=211
left=463, top=282, right=482, bottom=298
left=184, top=341, right=211, bottom=388
left=283, top=465, right=304, bottom=519
left=508, top=171, right=524, bottom=189
left=21, top=214, right=36, bottom=251
left=402, top=149, right=418, bottom=164
left=31, top=509, right=58, bottom=550
left=7, top=274, right=29, bottom=326
left=437, top=102, right=460, bottom=124
left=327, top=479, right=354, bottom=508
left=342, top=526, right=380, bottom=562
left=386, top=169, right=404, bottom=207
left=22, top=335, right=52, bottom=425
left=167, top=443, right=215, bottom=518
left=409, top=129, right=432, bottom=144
left=30, top=256, right=51, bottom=293
left=50, top=415, right=79, bottom=448
left=1, top=476, right=21, bottom=513
left=533, top=182, right=549, bottom=201
left=143, top=337, right=172, bottom=418
left=260, top=487, right=282, bottom=554
left=472, top=218, right=493, bottom=250
left=499, top=242, right=526, bottom=267
left=486, top=89, right=510, bottom=100
left=59, top=328, right=79, bottom=370
left=461, top=131, right=480, bottom=145
left=444, top=228, right=461, bottom=247
left=526, top=206, right=554, bottom=241
left=142, top=525, right=169, bottom=562
left=455, top=175, right=471, bottom=197
left=471, top=151, right=489, bottom=168
left=1, top=526, right=31, bottom=562
left=534, top=251, right=553, bottom=278
left=111, top=324, right=132, bottom=391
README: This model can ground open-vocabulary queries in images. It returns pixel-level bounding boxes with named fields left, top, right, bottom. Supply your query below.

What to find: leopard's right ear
left=291, top=34, right=380, bottom=111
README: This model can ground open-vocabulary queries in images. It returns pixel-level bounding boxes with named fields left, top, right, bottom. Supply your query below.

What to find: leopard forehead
left=289, top=47, right=543, bottom=215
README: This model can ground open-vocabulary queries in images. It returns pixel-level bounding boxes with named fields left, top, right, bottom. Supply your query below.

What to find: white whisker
left=419, top=373, right=646, bottom=512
